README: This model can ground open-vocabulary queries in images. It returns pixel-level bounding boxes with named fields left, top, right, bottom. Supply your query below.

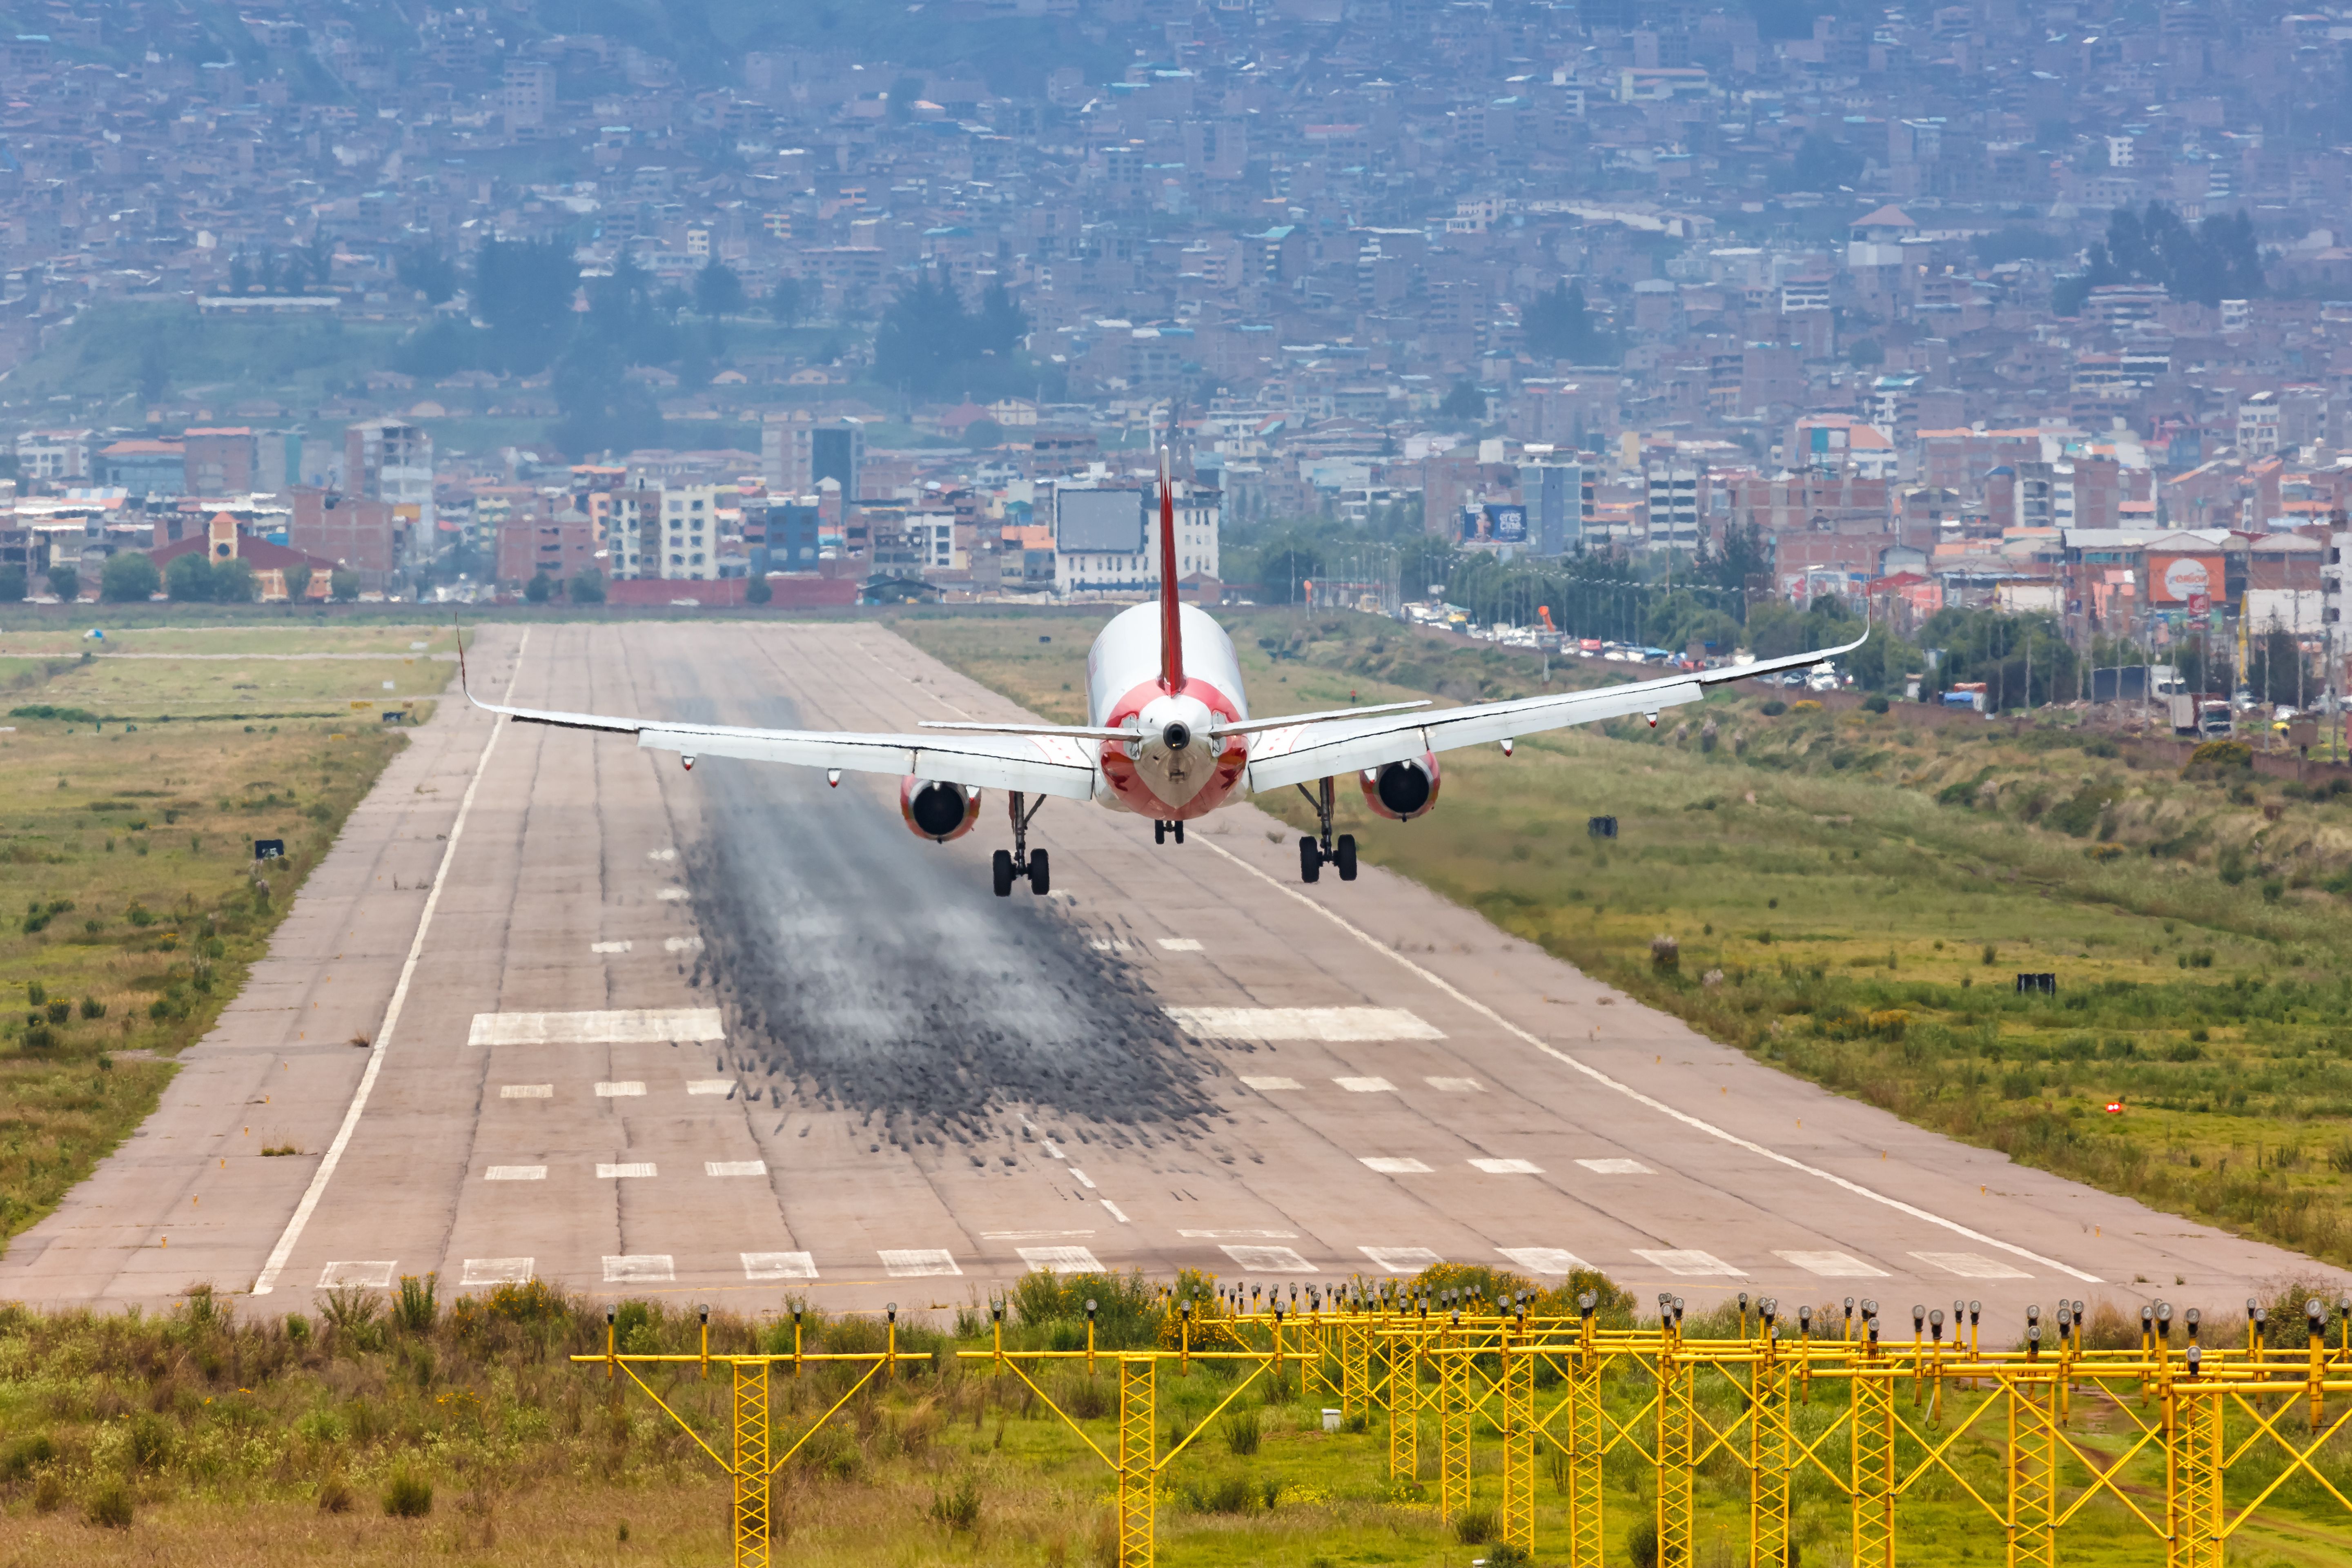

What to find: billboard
left=1055, top=488, right=1146, bottom=555
left=2148, top=553, right=2221, bottom=606
left=1485, top=503, right=1528, bottom=543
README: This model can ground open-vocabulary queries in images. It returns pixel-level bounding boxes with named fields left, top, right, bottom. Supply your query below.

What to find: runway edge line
left=1194, top=834, right=2102, bottom=1285
left=250, top=628, right=530, bottom=1296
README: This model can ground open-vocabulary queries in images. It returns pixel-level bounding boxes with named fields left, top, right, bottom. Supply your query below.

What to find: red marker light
left=2105, top=1100, right=2123, bottom=1115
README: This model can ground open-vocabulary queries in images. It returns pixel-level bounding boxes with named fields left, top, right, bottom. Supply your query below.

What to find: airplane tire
left=1173, top=820, right=1185, bottom=843
left=992, top=850, right=1015, bottom=898
left=1154, top=820, right=1166, bottom=845
left=1298, top=836, right=1321, bottom=884
left=1335, top=834, right=1357, bottom=881
left=1028, top=849, right=1051, bottom=895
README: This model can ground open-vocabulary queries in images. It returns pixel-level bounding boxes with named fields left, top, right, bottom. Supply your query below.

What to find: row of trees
left=0, top=553, right=359, bottom=604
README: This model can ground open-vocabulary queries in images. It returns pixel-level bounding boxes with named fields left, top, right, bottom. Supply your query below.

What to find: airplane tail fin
left=1158, top=445, right=1184, bottom=693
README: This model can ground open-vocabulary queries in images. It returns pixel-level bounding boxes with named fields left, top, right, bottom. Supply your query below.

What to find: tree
left=165, top=552, right=215, bottom=602
left=1438, top=380, right=1487, bottom=423
left=330, top=567, right=361, bottom=601
left=47, top=565, right=80, bottom=602
left=873, top=273, right=1030, bottom=398
left=2074, top=201, right=2266, bottom=307
left=282, top=562, right=314, bottom=604
left=100, top=551, right=160, bottom=603
left=137, top=339, right=169, bottom=405
left=1523, top=281, right=1614, bottom=363
left=524, top=572, right=554, bottom=604
left=766, top=276, right=805, bottom=324
left=213, top=558, right=260, bottom=604
left=0, top=564, right=23, bottom=601
left=569, top=567, right=606, bottom=604
left=549, top=343, right=667, bottom=459
left=471, top=238, right=579, bottom=371
left=396, top=245, right=459, bottom=305
left=746, top=575, right=773, bottom=605
left=693, top=261, right=747, bottom=318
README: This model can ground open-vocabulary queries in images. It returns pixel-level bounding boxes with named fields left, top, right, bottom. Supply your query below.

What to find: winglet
left=1158, top=445, right=1184, bottom=694
left=454, top=613, right=482, bottom=708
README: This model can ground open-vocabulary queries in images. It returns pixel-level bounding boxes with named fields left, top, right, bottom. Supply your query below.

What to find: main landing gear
left=1295, top=776, right=1356, bottom=885
left=993, top=791, right=1050, bottom=897
left=1153, top=818, right=1186, bottom=845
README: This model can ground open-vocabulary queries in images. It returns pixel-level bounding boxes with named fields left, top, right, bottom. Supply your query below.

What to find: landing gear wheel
left=1172, top=820, right=1185, bottom=844
left=1299, top=835, right=1321, bottom=884
left=1028, top=849, right=1051, bottom=895
left=1154, top=820, right=1167, bottom=845
left=1335, top=834, right=1357, bottom=881
left=992, top=850, right=1015, bottom=898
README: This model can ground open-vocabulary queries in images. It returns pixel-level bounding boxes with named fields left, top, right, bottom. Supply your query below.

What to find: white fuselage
left=1084, top=603, right=1254, bottom=820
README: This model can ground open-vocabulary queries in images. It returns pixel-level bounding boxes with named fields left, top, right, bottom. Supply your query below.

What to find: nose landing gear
left=1294, top=776, right=1356, bottom=884
left=1153, top=818, right=1186, bottom=845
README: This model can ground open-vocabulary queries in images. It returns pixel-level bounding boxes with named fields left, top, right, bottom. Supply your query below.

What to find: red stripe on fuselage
left=1098, top=675, right=1247, bottom=820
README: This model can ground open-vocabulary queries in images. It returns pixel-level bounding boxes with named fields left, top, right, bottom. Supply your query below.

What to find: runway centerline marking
left=1180, top=1228, right=1298, bottom=1239
left=706, top=1160, right=767, bottom=1177
left=598, top=1163, right=657, bottom=1179
left=1068, top=1168, right=1098, bottom=1189
left=1335, top=1076, right=1397, bottom=1093
left=1196, top=835, right=2101, bottom=1285
left=1425, top=1077, right=1483, bottom=1092
left=1240, top=1075, right=1303, bottom=1091
left=252, top=630, right=532, bottom=1296
left=500, top=1085, right=553, bottom=1099
left=595, top=1081, right=646, bottom=1097
left=1360, top=1157, right=1432, bottom=1174
left=686, top=1079, right=736, bottom=1096
left=1470, top=1158, right=1544, bottom=1174
left=1577, top=1158, right=1653, bottom=1175
left=590, top=940, right=631, bottom=954
left=485, top=1165, right=546, bottom=1181
left=468, top=1009, right=724, bottom=1046
left=1165, top=1006, right=1444, bottom=1042
left=1157, top=938, right=1203, bottom=951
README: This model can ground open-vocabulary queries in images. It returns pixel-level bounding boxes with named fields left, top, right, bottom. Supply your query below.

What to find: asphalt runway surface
left=4, top=621, right=2344, bottom=1327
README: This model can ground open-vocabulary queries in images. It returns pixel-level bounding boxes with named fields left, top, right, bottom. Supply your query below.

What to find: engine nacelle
left=900, top=777, right=982, bottom=842
left=1361, top=754, right=1441, bottom=822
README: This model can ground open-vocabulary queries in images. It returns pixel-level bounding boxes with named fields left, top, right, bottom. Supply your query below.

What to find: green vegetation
left=0, top=628, right=450, bottom=1248
left=0, top=1270, right=2345, bottom=1565
left=896, top=610, right=2352, bottom=1270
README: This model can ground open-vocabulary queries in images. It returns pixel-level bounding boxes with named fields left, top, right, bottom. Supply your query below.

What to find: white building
left=1052, top=479, right=1220, bottom=597
left=657, top=483, right=722, bottom=579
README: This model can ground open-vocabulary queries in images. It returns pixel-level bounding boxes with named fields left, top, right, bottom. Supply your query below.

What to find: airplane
left=460, top=452, right=1864, bottom=897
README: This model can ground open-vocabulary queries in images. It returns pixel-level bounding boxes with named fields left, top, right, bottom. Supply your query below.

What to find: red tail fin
left=1158, top=446, right=1184, bottom=693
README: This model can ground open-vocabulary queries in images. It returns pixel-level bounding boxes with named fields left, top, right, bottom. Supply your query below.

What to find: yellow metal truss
left=1658, top=1346, right=1697, bottom=1568
left=1118, top=1356, right=1156, bottom=1568
left=1853, top=1363, right=1897, bottom=1568
left=1500, top=1338, right=1536, bottom=1557
left=1565, top=1345, right=1608, bottom=1568
left=2008, top=1373, right=2057, bottom=1568
left=1749, top=1348, right=1793, bottom=1568
left=1388, top=1323, right=1420, bottom=1485
left=1343, top=1317, right=1372, bottom=1421
left=2171, top=1383, right=2224, bottom=1568
left=1440, top=1323, right=1473, bottom=1523
left=732, top=1360, right=771, bottom=1568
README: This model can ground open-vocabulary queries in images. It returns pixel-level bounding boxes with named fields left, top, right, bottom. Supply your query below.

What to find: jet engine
left=1360, top=754, right=1441, bottom=822
left=900, top=777, right=982, bottom=842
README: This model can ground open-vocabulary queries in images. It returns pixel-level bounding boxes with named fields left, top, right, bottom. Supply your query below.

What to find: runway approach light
left=681, top=755, right=696, bottom=771
left=1499, top=738, right=1514, bottom=756
left=1645, top=711, right=1659, bottom=727
left=827, top=769, right=842, bottom=787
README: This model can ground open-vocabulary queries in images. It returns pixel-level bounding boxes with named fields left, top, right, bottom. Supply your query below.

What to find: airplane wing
left=461, top=664, right=1101, bottom=802
left=1243, top=631, right=1869, bottom=794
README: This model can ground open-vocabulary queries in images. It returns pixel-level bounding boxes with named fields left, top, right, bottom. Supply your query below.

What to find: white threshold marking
left=1165, top=1006, right=1444, bottom=1041
left=252, top=629, right=532, bottom=1296
left=1196, top=836, right=2101, bottom=1285
left=1471, top=1158, right=1544, bottom=1174
left=461, top=1257, right=533, bottom=1287
left=598, top=1162, right=657, bottom=1179
left=1635, top=1249, right=1748, bottom=1277
left=664, top=936, right=704, bottom=953
left=1040, top=1140, right=1064, bottom=1158
left=1426, top=1076, right=1482, bottom=1092
left=1360, top=1156, right=1432, bottom=1174
left=707, top=1160, right=767, bottom=1177
left=1241, top=1075, right=1302, bottom=1091
left=468, top=1009, right=724, bottom=1046
left=1180, top=1228, right=1297, bottom=1239
left=595, top=1081, right=646, bottom=1097
left=1068, top=1168, right=1097, bottom=1189
left=1335, top=1076, right=1396, bottom=1093
left=982, top=1229, right=1096, bottom=1241
left=744, top=1252, right=817, bottom=1280
left=880, top=1249, right=961, bottom=1278
left=1498, top=1247, right=1588, bottom=1276
left=1361, top=1246, right=1444, bottom=1272
left=1102, top=1200, right=1130, bottom=1224
left=1157, top=937, right=1203, bottom=951
left=486, top=1165, right=546, bottom=1181
left=501, top=1084, right=553, bottom=1099
left=1577, top=1158, right=1653, bottom=1175
left=318, top=1261, right=394, bottom=1289
left=1912, top=1250, right=2032, bottom=1280
left=1778, top=1250, right=1889, bottom=1278
left=647, top=848, right=677, bottom=861
left=606, top=1255, right=674, bottom=1283
left=687, top=1079, right=736, bottom=1096
left=657, top=888, right=688, bottom=901
left=1221, top=1244, right=1314, bottom=1272
left=1019, top=1245, right=1106, bottom=1271
left=590, top=940, right=631, bottom=953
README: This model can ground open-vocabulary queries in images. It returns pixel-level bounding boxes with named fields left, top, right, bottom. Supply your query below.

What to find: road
left=4, top=619, right=2339, bottom=1329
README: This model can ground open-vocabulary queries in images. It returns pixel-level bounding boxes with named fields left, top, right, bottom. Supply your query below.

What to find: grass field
left=892, top=609, right=2352, bottom=1274
left=1, top=1270, right=2348, bottom=1567
left=0, top=627, right=454, bottom=1247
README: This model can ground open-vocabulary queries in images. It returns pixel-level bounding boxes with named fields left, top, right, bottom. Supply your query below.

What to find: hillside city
left=0, top=0, right=2345, bottom=708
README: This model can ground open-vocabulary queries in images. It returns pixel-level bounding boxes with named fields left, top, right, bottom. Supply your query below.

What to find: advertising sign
left=2149, top=553, right=2221, bottom=606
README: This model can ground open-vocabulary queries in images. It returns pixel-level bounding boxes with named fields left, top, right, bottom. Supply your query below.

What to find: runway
left=3, top=620, right=2341, bottom=1325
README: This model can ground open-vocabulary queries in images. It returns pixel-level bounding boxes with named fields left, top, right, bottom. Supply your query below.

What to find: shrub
left=100, top=551, right=160, bottom=603
left=1626, top=1515, right=1660, bottom=1568
left=0, top=1431, right=56, bottom=1481
left=85, top=1479, right=134, bottom=1530
left=747, top=575, right=773, bottom=604
left=393, top=1272, right=438, bottom=1334
left=1791, top=699, right=1824, bottom=713
left=318, top=1476, right=355, bottom=1514
left=2187, top=739, right=2253, bottom=771
left=127, top=1413, right=173, bottom=1471
left=1759, top=700, right=1788, bottom=716
left=383, top=1469, right=434, bottom=1518
left=79, top=994, right=104, bottom=1018
left=1220, top=1407, right=1261, bottom=1456
left=1451, top=1505, right=1499, bottom=1545
left=929, top=1474, right=981, bottom=1531
left=1862, top=693, right=1890, bottom=713
left=1058, top=1374, right=1113, bottom=1421
left=1650, top=934, right=1679, bottom=973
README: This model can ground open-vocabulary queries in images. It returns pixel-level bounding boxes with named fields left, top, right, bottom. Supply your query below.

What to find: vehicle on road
left=463, top=454, right=1864, bottom=895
